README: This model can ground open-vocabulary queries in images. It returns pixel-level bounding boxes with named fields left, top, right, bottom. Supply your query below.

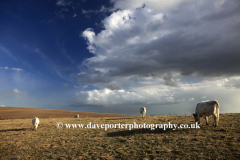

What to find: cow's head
left=193, top=113, right=198, bottom=122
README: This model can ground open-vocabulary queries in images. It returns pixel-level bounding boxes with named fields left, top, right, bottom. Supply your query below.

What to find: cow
left=75, top=114, right=79, bottom=118
left=140, top=107, right=146, bottom=118
left=193, top=100, right=219, bottom=127
left=32, top=117, right=40, bottom=130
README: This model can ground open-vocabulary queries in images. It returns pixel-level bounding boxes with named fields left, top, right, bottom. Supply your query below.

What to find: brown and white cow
left=193, top=100, right=219, bottom=127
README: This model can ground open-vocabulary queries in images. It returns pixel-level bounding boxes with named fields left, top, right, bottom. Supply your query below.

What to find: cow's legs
left=212, top=114, right=217, bottom=127
left=205, top=116, right=208, bottom=125
left=198, top=114, right=200, bottom=125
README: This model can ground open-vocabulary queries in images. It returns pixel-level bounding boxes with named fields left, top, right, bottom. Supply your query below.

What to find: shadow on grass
left=107, top=128, right=194, bottom=137
left=0, top=128, right=29, bottom=132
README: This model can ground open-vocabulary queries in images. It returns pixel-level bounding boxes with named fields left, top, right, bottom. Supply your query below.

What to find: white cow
left=32, top=117, right=40, bottom=130
left=193, top=100, right=219, bottom=127
left=140, top=107, right=146, bottom=118
left=75, top=114, right=79, bottom=118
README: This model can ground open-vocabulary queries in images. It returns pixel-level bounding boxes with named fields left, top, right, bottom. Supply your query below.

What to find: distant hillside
left=0, top=107, right=135, bottom=119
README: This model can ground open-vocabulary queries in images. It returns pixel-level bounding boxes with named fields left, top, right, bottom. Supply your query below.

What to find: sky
left=0, top=0, right=240, bottom=116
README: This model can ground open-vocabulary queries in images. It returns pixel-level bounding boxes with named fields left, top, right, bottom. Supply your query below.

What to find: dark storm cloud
left=163, top=73, right=178, bottom=87
left=201, top=0, right=240, bottom=22
left=76, top=0, right=240, bottom=90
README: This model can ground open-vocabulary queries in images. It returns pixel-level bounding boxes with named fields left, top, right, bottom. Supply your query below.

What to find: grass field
left=0, top=108, right=240, bottom=159
left=0, top=107, right=134, bottom=119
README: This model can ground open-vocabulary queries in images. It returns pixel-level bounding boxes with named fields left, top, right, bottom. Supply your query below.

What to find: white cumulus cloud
left=76, top=0, right=240, bottom=91
left=4, top=88, right=27, bottom=93
left=189, top=97, right=195, bottom=101
left=11, top=68, right=23, bottom=71
left=72, top=0, right=240, bottom=114
left=74, top=88, right=176, bottom=106
left=223, top=77, right=240, bottom=89
left=1, top=67, right=23, bottom=71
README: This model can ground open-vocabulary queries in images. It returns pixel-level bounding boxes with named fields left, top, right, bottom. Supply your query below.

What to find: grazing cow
left=193, top=100, right=219, bottom=127
left=32, top=117, right=40, bottom=130
left=140, top=107, right=146, bottom=118
left=75, top=114, right=79, bottom=118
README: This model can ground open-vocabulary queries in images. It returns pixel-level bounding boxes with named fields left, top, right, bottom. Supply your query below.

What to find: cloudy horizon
left=1, top=0, right=240, bottom=115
